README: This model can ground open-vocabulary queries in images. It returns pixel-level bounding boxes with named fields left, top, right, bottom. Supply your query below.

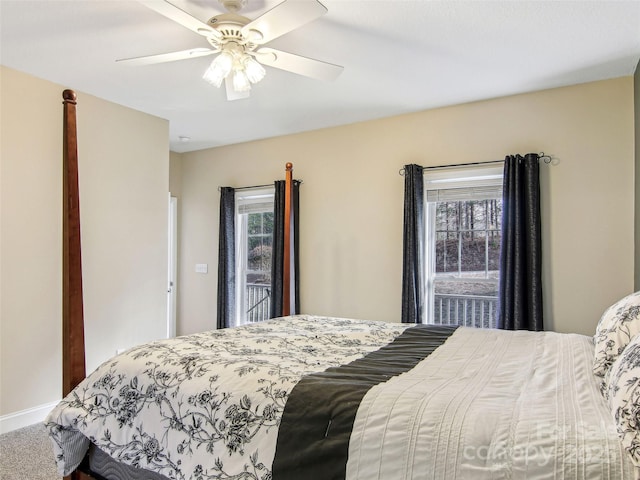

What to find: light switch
left=195, top=263, right=208, bottom=274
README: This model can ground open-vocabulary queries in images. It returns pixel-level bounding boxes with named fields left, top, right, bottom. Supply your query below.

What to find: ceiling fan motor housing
left=207, top=13, right=258, bottom=52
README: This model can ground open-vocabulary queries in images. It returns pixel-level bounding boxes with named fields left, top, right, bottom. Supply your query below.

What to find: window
left=235, top=187, right=275, bottom=326
left=424, top=166, right=503, bottom=328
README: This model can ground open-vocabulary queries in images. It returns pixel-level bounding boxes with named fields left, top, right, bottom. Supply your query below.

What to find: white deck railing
left=246, top=287, right=498, bottom=328
left=246, top=283, right=271, bottom=323
left=432, top=293, right=498, bottom=328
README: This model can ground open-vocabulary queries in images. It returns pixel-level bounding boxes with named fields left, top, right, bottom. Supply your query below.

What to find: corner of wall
left=635, top=59, right=640, bottom=290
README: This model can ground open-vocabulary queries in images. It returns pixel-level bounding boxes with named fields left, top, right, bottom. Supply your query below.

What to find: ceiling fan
left=118, top=0, right=344, bottom=100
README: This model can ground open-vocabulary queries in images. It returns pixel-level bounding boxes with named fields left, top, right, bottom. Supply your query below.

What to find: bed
left=47, top=91, right=640, bottom=479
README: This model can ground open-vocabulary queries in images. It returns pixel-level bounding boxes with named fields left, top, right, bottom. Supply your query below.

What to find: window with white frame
left=235, top=187, right=275, bottom=326
left=424, top=165, right=503, bottom=328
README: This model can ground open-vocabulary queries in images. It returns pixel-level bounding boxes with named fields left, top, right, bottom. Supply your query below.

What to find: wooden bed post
left=282, top=163, right=293, bottom=316
left=62, top=89, right=86, bottom=398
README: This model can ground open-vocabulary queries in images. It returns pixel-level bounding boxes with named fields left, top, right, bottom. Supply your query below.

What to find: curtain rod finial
left=538, top=152, right=552, bottom=164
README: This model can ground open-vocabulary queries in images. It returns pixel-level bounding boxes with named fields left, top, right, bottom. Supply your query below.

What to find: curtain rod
left=217, top=180, right=303, bottom=192
left=219, top=183, right=272, bottom=192
left=398, top=152, right=552, bottom=176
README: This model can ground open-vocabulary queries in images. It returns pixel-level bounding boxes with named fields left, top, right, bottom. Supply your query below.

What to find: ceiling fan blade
left=225, top=77, right=251, bottom=101
left=255, top=48, right=343, bottom=82
left=116, top=48, right=216, bottom=66
left=138, top=0, right=221, bottom=40
left=241, top=0, right=327, bottom=44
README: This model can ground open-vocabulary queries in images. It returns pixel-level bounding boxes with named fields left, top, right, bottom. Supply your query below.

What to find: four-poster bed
left=48, top=91, right=640, bottom=480
left=62, top=89, right=86, bottom=401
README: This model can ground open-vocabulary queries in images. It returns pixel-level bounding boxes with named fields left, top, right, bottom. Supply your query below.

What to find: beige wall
left=170, top=151, right=183, bottom=198
left=0, top=67, right=169, bottom=423
left=177, top=77, right=635, bottom=337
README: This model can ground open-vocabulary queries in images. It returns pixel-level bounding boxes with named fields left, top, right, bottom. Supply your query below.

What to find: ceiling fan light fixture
left=244, top=56, right=266, bottom=84
left=233, top=69, right=251, bottom=92
left=203, top=51, right=233, bottom=87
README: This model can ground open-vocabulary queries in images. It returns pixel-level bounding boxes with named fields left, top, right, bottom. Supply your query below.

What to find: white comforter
left=347, top=327, right=636, bottom=480
left=47, top=318, right=635, bottom=480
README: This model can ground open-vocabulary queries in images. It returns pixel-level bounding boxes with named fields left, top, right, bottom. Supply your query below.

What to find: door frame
left=167, top=194, right=177, bottom=338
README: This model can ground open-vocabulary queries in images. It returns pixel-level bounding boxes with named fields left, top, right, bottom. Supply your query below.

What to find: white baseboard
left=0, top=401, right=59, bottom=434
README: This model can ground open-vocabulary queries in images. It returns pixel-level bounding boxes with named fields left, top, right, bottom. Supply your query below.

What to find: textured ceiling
left=2, top=0, right=639, bottom=153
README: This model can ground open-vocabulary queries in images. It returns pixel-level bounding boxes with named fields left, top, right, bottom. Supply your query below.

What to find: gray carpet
left=0, top=423, right=61, bottom=480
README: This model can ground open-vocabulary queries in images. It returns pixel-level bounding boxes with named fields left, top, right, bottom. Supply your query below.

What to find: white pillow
left=593, top=291, right=640, bottom=379
left=604, top=333, right=640, bottom=467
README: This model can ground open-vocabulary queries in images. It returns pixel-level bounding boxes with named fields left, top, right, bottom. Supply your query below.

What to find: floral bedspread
left=45, top=315, right=409, bottom=480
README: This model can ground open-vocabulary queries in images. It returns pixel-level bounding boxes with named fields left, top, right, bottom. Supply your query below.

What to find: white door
left=167, top=195, right=177, bottom=338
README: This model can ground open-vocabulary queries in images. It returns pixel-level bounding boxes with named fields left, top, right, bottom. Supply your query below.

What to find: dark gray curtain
left=498, top=153, right=543, bottom=331
left=216, top=187, right=235, bottom=329
left=401, top=164, right=425, bottom=323
left=270, top=180, right=300, bottom=318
